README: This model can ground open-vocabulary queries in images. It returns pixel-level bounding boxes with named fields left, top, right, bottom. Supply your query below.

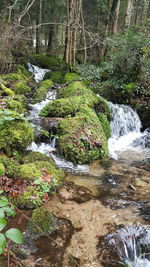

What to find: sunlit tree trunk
left=112, top=0, right=120, bottom=34
left=64, top=0, right=81, bottom=67
left=124, top=0, right=133, bottom=29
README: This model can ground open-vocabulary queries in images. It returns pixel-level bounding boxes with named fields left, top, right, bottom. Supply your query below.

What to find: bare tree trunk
left=99, top=0, right=111, bottom=60
left=80, top=0, right=87, bottom=63
left=111, top=0, right=120, bottom=34
left=147, top=0, right=150, bottom=18
left=47, top=23, right=55, bottom=53
left=64, top=0, right=81, bottom=67
left=36, top=0, right=42, bottom=54
left=124, top=0, right=133, bottom=29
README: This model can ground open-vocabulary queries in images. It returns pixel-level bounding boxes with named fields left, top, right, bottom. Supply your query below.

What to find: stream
left=24, top=64, right=150, bottom=267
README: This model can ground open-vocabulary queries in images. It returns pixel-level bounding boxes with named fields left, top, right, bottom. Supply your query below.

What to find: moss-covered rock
left=11, top=81, right=31, bottom=94
left=11, top=186, right=43, bottom=209
left=17, top=163, right=42, bottom=180
left=134, top=100, right=150, bottom=130
left=46, top=71, right=64, bottom=84
left=11, top=160, right=65, bottom=209
left=34, top=79, right=53, bottom=102
left=0, top=111, right=34, bottom=155
left=5, top=99, right=25, bottom=113
left=58, top=107, right=108, bottom=164
left=0, top=163, right=5, bottom=176
left=32, top=54, right=68, bottom=71
left=64, top=72, right=79, bottom=83
left=57, top=81, right=90, bottom=98
left=0, top=154, right=10, bottom=167
left=98, top=113, right=111, bottom=139
left=28, top=207, right=54, bottom=234
left=1, top=84, right=15, bottom=96
left=94, top=95, right=112, bottom=121
left=17, top=64, right=31, bottom=78
left=40, top=95, right=98, bottom=118
left=16, top=160, right=64, bottom=181
left=22, top=151, right=55, bottom=165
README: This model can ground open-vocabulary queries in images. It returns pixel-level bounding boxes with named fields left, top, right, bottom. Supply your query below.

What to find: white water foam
left=27, top=140, right=89, bottom=174
left=28, top=63, right=49, bottom=82
left=108, top=102, right=150, bottom=159
left=28, top=90, right=57, bottom=119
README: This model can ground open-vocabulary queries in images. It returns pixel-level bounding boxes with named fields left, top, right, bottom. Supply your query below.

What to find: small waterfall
left=28, top=90, right=57, bottom=119
left=27, top=64, right=89, bottom=173
left=106, top=225, right=150, bottom=267
left=108, top=103, right=150, bottom=159
left=28, top=63, right=49, bottom=82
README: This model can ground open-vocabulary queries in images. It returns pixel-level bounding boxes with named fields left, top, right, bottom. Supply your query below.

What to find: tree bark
left=111, top=0, right=121, bottom=34
left=64, top=0, right=81, bottom=67
left=36, top=0, right=42, bottom=54
left=124, top=0, right=133, bottom=29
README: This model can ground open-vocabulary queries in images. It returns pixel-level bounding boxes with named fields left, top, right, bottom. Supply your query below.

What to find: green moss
left=11, top=186, right=43, bottom=209
left=58, top=81, right=90, bottom=98
left=98, top=113, right=111, bottom=139
left=0, top=154, right=10, bottom=167
left=95, top=95, right=112, bottom=120
left=34, top=79, right=53, bottom=102
left=1, top=84, right=15, bottom=96
left=0, top=116, right=34, bottom=156
left=64, top=72, right=79, bottom=82
left=22, top=151, right=55, bottom=165
left=28, top=207, right=54, bottom=234
left=11, top=160, right=65, bottom=209
left=135, top=100, right=150, bottom=129
left=40, top=95, right=98, bottom=118
left=1, top=73, right=26, bottom=82
left=17, top=160, right=64, bottom=181
left=32, top=54, right=68, bottom=71
left=124, top=82, right=137, bottom=95
left=58, top=107, right=108, bottom=164
left=0, top=163, right=5, bottom=176
left=5, top=99, right=25, bottom=113
left=17, top=65, right=31, bottom=78
left=17, top=163, right=42, bottom=180
left=12, top=81, right=31, bottom=94
left=44, top=71, right=64, bottom=83
left=49, top=71, right=64, bottom=83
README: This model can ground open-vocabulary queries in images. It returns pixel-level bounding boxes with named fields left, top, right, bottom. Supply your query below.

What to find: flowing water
left=26, top=64, right=150, bottom=267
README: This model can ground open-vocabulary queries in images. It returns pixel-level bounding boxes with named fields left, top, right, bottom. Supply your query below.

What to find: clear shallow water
left=27, top=64, right=150, bottom=267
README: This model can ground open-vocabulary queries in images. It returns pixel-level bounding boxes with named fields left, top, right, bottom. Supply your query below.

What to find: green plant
left=0, top=110, right=25, bottom=125
left=0, top=190, right=23, bottom=254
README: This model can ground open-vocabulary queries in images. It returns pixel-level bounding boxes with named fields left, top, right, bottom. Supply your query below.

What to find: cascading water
left=28, top=63, right=49, bottom=82
left=105, top=225, right=150, bottom=267
left=27, top=64, right=89, bottom=173
left=108, top=102, right=150, bottom=159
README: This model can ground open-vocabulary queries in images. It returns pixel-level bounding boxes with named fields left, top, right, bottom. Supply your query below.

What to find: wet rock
left=100, top=172, right=124, bottom=188
left=98, top=225, right=150, bottom=266
left=138, top=202, right=150, bottom=222
left=99, top=159, right=112, bottom=170
left=58, top=182, right=92, bottom=203
left=133, top=178, right=148, bottom=187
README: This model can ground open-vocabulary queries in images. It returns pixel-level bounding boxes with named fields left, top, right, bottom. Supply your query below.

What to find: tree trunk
left=99, top=0, right=111, bottom=60
left=124, top=0, right=133, bottom=29
left=64, top=0, right=81, bottom=67
left=47, top=23, right=55, bottom=53
left=111, top=0, right=121, bottom=34
left=36, top=0, right=42, bottom=54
